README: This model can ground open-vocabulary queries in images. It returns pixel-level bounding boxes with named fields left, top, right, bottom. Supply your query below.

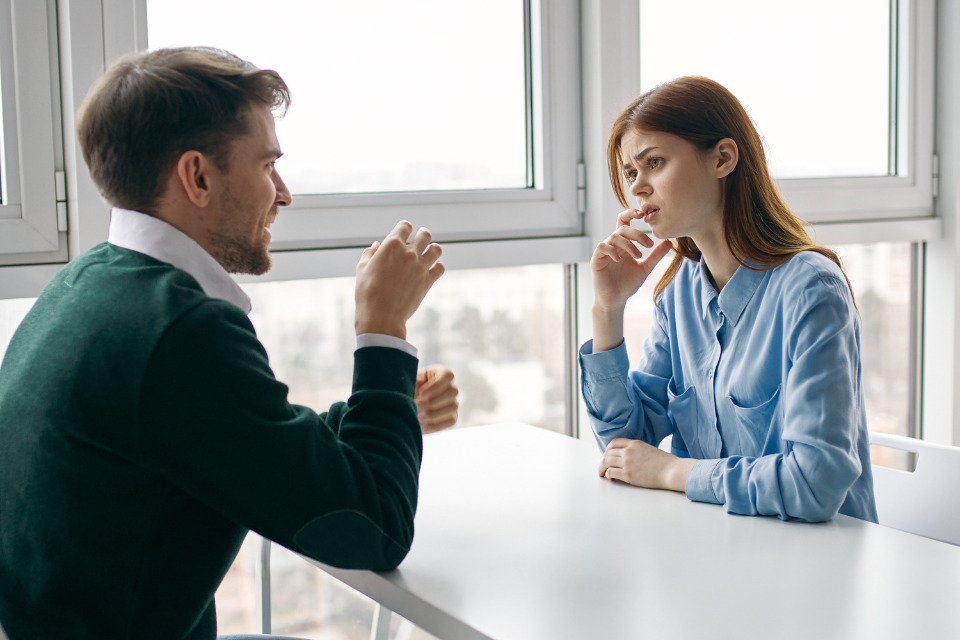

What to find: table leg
left=255, top=536, right=272, bottom=634
left=369, top=602, right=393, bottom=640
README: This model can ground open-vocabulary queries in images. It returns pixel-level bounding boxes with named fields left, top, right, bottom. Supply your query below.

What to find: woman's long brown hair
left=607, top=76, right=852, bottom=302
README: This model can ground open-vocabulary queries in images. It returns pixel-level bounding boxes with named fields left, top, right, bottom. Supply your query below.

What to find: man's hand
left=415, top=365, right=459, bottom=433
left=598, top=438, right=696, bottom=492
left=354, top=221, right=444, bottom=339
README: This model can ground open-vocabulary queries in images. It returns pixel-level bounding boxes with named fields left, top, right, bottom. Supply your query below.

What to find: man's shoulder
left=56, top=242, right=206, bottom=302
left=31, top=242, right=225, bottom=339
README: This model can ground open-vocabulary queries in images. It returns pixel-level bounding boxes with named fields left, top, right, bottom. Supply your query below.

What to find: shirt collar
left=698, top=259, right=719, bottom=320
left=107, top=207, right=252, bottom=314
left=697, top=256, right=766, bottom=326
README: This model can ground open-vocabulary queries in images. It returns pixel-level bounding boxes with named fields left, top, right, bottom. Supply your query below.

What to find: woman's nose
left=629, top=177, right=650, bottom=198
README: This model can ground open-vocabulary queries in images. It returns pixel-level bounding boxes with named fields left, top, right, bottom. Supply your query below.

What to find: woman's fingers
left=615, top=210, right=655, bottom=247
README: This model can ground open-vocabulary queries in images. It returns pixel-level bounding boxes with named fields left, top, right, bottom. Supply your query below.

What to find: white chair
left=869, top=431, right=960, bottom=545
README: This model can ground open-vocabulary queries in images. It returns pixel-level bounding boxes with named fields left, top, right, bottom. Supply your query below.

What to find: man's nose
left=274, top=171, right=292, bottom=206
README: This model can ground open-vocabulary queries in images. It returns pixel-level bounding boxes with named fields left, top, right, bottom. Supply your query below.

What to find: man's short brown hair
left=76, top=47, right=290, bottom=213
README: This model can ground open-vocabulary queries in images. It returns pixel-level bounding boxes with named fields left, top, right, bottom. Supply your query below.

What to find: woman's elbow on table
left=780, top=451, right=860, bottom=523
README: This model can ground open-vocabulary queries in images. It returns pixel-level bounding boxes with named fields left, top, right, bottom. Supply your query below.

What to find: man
left=0, top=47, right=457, bottom=639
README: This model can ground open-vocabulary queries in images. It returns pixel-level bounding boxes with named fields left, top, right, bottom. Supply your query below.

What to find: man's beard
left=210, top=230, right=272, bottom=275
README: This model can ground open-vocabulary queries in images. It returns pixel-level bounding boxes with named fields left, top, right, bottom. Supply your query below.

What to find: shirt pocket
left=666, top=379, right=702, bottom=458
left=727, top=385, right=782, bottom=457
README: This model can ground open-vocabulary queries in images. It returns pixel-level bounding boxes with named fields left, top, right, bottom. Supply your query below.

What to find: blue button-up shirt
left=580, top=252, right=877, bottom=523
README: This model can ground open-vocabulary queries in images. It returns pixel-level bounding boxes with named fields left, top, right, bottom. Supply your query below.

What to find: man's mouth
left=263, top=216, right=276, bottom=243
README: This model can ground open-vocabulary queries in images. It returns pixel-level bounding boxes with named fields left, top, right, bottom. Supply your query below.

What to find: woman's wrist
left=664, top=458, right=697, bottom=493
left=592, top=299, right=627, bottom=316
left=592, top=304, right=626, bottom=353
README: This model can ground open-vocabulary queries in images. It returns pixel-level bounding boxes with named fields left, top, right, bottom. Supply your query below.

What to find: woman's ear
left=714, top=138, right=739, bottom=179
left=175, top=150, right=214, bottom=207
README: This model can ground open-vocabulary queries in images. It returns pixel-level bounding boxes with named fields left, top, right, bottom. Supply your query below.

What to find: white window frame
left=783, top=0, right=940, bottom=246
left=94, top=0, right=586, bottom=274
left=578, top=0, right=940, bottom=440
left=0, top=0, right=65, bottom=262
left=583, top=0, right=939, bottom=250
left=922, top=0, right=960, bottom=447
left=2, top=0, right=951, bottom=450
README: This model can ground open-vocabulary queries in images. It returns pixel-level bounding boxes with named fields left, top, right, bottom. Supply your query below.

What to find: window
left=245, top=264, right=567, bottom=436
left=834, top=243, right=918, bottom=470
left=0, top=296, right=34, bottom=363
left=0, top=57, right=5, bottom=204
left=137, top=0, right=582, bottom=251
left=579, top=0, right=934, bottom=452
left=636, top=0, right=936, bottom=230
left=0, top=0, right=64, bottom=263
left=149, top=1, right=528, bottom=196
left=641, top=1, right=894, bottom=180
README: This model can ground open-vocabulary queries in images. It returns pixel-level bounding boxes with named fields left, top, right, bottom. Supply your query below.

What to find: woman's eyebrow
left=633, top=146, right=659, bottom=162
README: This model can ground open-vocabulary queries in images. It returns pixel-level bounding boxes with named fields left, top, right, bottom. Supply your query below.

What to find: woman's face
left=619, top=128, right=726, bottom=246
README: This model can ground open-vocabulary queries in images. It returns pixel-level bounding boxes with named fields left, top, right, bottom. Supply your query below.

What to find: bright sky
left=640, top=0, right=892, bottom=179
left=146, top=0, right=894, bottom=193
left=147, top=0, right=527, bottom=195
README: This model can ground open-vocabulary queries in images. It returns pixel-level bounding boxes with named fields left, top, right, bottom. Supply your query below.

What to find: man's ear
left=714, top=138, right=739, bottom=179
left=175, top=150, right=215, bottom=207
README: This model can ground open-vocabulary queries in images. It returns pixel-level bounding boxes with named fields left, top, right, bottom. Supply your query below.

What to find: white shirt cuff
left=356, top=333, right=418, bottom=359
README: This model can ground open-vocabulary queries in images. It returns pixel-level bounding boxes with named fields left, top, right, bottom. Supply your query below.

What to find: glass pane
left=0, top=298, right=35, bottom=363
left=622, top=244, right=914, bottom=471
left=245, top=264, right=566, bottom=432
left=213, top=264, right=566, bottom=635
left=639, top=0, right=892, bottom=179
left=0, top=46, right=6, bottom=204
left=146, top=0, right=528, bottom=195
left=834, top=243, right=914, bottom=471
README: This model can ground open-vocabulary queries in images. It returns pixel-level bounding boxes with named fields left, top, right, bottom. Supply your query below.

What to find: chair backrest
left=869, top=431, right=960, bottom=545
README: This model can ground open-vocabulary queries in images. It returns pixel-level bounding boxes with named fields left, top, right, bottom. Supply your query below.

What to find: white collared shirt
left=107, top=207, right=416, bottom=357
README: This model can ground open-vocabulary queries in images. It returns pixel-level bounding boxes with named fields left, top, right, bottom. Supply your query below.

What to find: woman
left=580, top=76, right=876, bottom=523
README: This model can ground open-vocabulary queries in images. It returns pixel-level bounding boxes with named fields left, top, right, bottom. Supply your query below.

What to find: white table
left=311, top=423, right=960, bottom=640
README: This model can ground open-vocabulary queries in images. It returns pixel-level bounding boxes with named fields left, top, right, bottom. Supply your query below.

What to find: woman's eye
left=648, top=158, right=663, bottom=169
left=624, top=171, right=637, bottom=182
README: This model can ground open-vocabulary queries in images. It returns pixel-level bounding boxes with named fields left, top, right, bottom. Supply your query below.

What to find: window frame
left=578, top=0, right=939, bottom=442
left=0, top=0, right=65, bottom=262
left=108, top=0, right=585, bottom=253
left=0, top=0, right=950, bottom=450
left=773, top=0, right=936, bottom=226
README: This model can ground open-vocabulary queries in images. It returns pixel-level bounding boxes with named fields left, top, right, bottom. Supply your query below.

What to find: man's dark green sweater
left=0, top=243, right=423, bottom=639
